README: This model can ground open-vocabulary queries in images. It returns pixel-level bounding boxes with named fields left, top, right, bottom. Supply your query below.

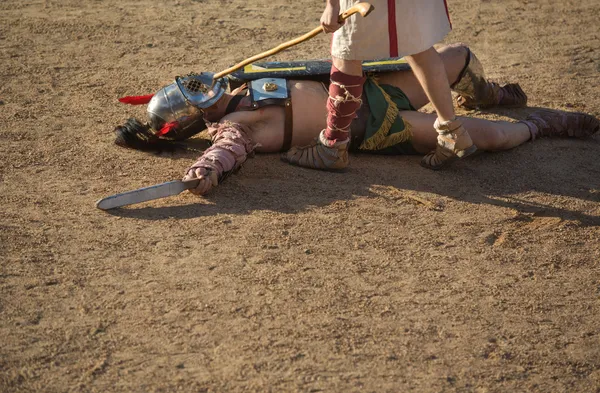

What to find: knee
left=437, top=43, right=470, bottom=86
left=438, top=42, right=469, bottom=62
left=331, top=57, right=363, bottom=76
left=407, top=46, right=440, bottom=63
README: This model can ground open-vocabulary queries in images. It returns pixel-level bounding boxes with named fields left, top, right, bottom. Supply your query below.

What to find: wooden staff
left=212, top=2, right=375, bottom=81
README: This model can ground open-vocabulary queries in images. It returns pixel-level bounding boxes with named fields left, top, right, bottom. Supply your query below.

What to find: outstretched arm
left=182, top=121, right=258, bottom=195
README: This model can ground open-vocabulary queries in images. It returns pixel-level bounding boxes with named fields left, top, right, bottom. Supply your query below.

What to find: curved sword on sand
left=96, top=179, right=200, bottom=210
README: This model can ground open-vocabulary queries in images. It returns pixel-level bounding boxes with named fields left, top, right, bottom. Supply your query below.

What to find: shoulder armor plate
left=249, top=78, right=289, bottom=107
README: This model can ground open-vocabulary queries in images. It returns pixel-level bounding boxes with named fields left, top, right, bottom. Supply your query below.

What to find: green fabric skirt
left=357, top=77, right=419, bottom=155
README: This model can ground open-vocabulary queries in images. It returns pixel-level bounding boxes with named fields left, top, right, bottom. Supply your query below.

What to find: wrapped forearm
left=186, top=121, right=257, bottom=185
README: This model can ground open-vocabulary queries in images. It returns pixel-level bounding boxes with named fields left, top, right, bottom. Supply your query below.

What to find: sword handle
left=182, top=178, right=201, bottom=190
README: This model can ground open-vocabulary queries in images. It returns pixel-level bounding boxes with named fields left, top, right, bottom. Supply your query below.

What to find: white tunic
left=332, top=0, right=452, bottom=60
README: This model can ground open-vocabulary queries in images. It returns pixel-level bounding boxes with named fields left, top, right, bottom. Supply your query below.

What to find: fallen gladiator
left=97, top=43, right=599, bottom=209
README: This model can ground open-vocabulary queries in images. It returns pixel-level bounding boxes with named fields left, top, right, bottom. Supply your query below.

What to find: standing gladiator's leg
left=407, top=47, right=477, bottom=170
left=283, top=58, right=365, bottom=170
left=283, top=0, right=369, bottom=171
left=323, top=60, right=365, bottom=144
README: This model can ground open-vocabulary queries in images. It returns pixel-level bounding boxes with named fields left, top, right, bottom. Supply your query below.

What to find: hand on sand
left=183, top=167, right=218, bottom=196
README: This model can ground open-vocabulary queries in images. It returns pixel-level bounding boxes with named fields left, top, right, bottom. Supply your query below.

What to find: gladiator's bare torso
left=219, top=70, right=422, bottom=153
left=220, top=81, right=328, bottom=152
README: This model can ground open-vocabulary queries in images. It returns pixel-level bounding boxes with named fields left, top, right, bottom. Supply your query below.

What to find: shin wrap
left=520, top=109, right=600, bottom=141
left=451, top=48, right=527, bottom=109
left=323, top=65, right=366, bottom=145
left=185, top=121, right=257, bottom=184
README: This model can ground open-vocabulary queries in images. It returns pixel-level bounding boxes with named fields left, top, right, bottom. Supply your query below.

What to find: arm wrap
left=187, top=121, right=257, bottom=183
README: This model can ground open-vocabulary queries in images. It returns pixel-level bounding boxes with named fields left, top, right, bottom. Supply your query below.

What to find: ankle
left=321, top=129, right=350, bottom=147
left=434, top=117, right=462, bottom=133
left=520, top=120, right=538, bottom=141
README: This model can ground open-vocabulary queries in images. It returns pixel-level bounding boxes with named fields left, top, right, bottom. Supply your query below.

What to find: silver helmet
left=147, top=72, right=228, bottom=140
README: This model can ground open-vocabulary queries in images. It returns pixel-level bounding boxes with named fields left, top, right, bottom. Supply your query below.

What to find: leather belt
left=282, top=81, right=294, bottom=151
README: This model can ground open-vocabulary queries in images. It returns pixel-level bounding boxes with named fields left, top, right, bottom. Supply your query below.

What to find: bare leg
left=399, top=111, right=531, bottom=154
left=406, top=47, right=477, bottom=169
left=405, top=109, right=599, bottom=154
left=377, top=43, right=469, bottom=110
left=406, top=47, right=461, bottom=123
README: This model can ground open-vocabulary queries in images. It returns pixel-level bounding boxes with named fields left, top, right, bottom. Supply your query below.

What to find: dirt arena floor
left=1, top=0, right=599, bottom=391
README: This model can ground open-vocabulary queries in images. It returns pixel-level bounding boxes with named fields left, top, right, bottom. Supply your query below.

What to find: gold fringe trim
left=359, top=80, right=412, bottom=150
left=379, top=119, right=413, bottom=149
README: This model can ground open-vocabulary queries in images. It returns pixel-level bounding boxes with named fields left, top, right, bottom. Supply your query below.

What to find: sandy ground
left=1, top=0, right=600, bottom=391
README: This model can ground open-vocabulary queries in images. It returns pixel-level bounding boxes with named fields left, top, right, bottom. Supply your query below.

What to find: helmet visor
left=175, top=72, right=228, bottom=109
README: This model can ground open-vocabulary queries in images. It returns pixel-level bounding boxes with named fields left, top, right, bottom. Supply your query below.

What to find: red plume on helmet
left=118, top=94, right=154, bottom=105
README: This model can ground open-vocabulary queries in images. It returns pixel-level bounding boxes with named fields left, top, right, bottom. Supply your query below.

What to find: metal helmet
left=146, top=72, right=229, bottom=140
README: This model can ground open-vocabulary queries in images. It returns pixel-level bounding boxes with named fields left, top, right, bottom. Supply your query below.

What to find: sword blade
left=96, top=179, right=200, bottom=210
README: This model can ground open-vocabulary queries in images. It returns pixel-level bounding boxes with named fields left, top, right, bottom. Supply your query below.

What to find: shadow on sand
left=104, top=128, right=600, bottom=226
